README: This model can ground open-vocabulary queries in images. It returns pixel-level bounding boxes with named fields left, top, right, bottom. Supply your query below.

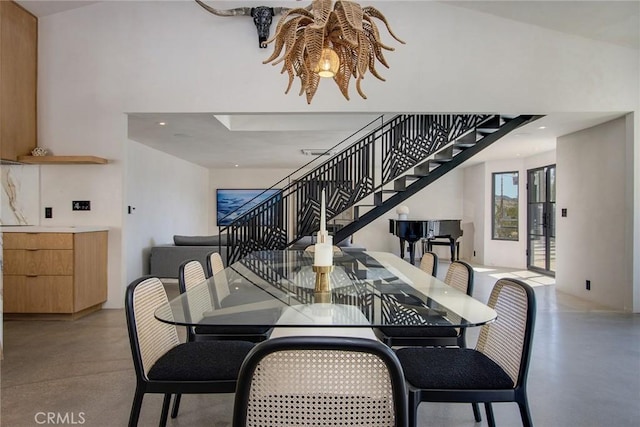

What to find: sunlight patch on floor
left=488, top=270, right=555, bottom=287
left=472, top=267, right=497, bottom=273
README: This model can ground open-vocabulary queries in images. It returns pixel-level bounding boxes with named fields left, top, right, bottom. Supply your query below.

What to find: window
left=492, top=171, right=519, bottom=240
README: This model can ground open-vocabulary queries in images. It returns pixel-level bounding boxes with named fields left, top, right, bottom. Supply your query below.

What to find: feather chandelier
left=263, top=0, right=405, bottom=104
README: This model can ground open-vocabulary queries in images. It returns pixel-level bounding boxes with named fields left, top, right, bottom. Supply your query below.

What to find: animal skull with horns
left=195, top=0, right=290, bottom=48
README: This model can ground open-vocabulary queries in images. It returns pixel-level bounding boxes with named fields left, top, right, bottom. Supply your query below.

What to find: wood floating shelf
left=17, top=155, right=108, bottom=165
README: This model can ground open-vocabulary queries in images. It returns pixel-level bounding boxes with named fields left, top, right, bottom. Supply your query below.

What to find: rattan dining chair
left=125, top=276, right=254, bottom=427
left=375, top=260, right=480, bottom=422
left=178, top=258, right=271, bottom=343
left=419, top=251, right=438, bottom=276
left=171, top=258, right=271, bottom=418
left=376, top=260, right=475, bottom=348
left=395, top=278, right=537, bottom=427
left=233, top=336, right=408, bottom=427
left=205, top=251, right=225, bottom=278
left=202, top=252, right=273, bottom=340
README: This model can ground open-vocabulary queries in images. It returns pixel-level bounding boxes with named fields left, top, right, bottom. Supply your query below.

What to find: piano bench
left=422, top=239, right=460, bottom=261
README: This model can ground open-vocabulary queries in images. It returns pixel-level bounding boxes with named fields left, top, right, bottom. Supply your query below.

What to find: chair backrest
left=206, top=251, right=230, bottom=306
left=125, top=276, right=180, bottom=379
left=206, top=251, right=225, bottom=278
left=233, top=336, right=408, bottom=427
left=476, top=278, right=536, bottom=388
left=178, top=259, right=207, bottom=293
left=444, top=260, right=474, bottom=296
left=419, top=251, right=438, bottom=276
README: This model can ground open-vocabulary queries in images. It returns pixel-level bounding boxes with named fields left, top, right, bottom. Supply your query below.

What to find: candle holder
left=314, top=290, right=332, bottom=304
left=312, top=265, right=333, bottom=293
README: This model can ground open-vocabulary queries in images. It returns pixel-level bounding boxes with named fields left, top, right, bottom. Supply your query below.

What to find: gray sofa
left=149, top=235, right=228, bottom=279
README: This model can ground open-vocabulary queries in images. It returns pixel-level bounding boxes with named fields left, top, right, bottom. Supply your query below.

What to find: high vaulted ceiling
left=17, top=1, right=639, bottom=169
left=18, top=0, right=640, bottom=50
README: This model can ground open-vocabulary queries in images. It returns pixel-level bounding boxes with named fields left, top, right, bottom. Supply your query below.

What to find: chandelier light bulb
left=314, top=47, right=340, bottom=78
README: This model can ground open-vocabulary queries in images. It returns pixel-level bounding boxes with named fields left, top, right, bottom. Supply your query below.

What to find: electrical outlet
left=72, top=201, right=91, bottom=211
left=586, top=280, right=591, bottom=290
left=45, top=207, right=52, bottom=218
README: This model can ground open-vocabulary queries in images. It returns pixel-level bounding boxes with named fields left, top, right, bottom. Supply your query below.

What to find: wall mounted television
left=216, top=188, right=281, bottom=226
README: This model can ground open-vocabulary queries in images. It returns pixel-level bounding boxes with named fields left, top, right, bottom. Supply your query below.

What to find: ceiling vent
left=301, top=149, right=337, bottom=156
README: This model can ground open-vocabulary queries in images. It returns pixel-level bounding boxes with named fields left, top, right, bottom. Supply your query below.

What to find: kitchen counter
left=2, top=227, right=109, bottom=319
left=1, top=226, right=109, bottom=233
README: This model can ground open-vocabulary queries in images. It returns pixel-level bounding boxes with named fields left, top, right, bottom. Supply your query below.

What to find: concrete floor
left=2, top=262, right=639, bottom=426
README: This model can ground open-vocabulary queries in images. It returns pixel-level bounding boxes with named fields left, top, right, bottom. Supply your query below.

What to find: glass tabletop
left=154, top=250, right=496, bottom=329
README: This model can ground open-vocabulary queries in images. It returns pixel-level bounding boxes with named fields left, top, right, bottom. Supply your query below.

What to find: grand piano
left=389, top=219, right=463, bottom=265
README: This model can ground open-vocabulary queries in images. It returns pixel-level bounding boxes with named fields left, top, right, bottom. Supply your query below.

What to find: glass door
left=527, top=165, right=556, bottom=275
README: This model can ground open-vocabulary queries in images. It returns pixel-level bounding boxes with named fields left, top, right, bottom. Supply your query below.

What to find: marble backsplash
left=1, top=164, right=39, bottom=225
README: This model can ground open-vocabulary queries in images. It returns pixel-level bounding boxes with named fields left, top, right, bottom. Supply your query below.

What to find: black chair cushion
left=196, top=308, right=280, bottom=336
left=395, top=347, right=514, bottom=389
left=148, top=341, right=254, bottom=381
left=378, top=326, right=458, bottom=338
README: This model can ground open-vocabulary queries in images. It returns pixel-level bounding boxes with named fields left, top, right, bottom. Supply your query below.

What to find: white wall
left=35, top=1, right=638, bottom=308
left=631, top=113, right=640, bottom=312
left=463, top=163, right=486, bottom=263
left=124, top=140, right=209, bottom=288
left=556, top=117, right=630, bottom=310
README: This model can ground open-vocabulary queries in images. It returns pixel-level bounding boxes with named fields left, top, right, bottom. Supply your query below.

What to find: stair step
left=454, top=132, right=480, bottom=148
left=477, top=115, right=503, bottom=130
left=414, top=159, right=441, bottom=176
left=477, top=128, right=497, bottom=137
left=434, top=146, right=454, bottom=162
left=394, top=175, right=420, bottom=191
left=431, top=157, right=452, bottom=164
left=374, top=190, right=397, bottom=206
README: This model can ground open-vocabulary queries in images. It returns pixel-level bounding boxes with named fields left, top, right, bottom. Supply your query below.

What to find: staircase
left=220, top=114, right=542, bottom=264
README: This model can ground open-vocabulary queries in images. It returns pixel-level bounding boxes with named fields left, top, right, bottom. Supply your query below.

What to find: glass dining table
left=154, top=250, right=496, bottom=336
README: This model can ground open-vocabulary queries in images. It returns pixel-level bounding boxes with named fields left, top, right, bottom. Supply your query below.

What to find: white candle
left=319, top=189, right=327, bottom=242
left=314, top=242, right=333, bottom=266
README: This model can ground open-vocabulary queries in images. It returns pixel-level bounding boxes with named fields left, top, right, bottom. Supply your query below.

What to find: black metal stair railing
left=221, top=114, right=526, bottom=265
left=333, top=114, right=542, bottom=245
left=222, top=115, right=386, bottom=264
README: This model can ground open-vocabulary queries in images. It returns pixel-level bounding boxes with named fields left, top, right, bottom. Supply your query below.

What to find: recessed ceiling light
left=235, top=164, right=239, bottom=168
left=158, top=122, right=166, bottom=126
left=538, top=126, right=547, bottom=130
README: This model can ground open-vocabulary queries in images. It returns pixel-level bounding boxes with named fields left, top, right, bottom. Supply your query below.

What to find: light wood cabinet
left=0, top=1, right=37, bottom=161
left=3, top=231, right=108, bottom=319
